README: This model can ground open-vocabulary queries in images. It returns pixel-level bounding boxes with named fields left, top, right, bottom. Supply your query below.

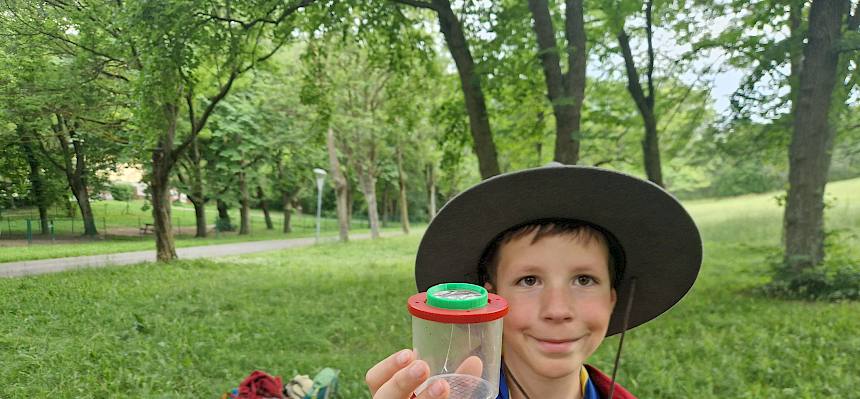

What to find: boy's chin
left=524, top=355, right=584, bottom=380
left=535, top=360, right=582, bottom=379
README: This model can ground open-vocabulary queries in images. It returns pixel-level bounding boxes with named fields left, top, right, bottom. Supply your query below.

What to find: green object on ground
left=306, top=368, right=339, bottom=399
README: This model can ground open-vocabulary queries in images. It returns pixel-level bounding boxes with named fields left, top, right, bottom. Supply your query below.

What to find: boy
left=366, top=165, right=702, bottom=399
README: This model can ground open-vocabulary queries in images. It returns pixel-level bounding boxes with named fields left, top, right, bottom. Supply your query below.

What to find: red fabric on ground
left=236, top=370, right=285, bottom=399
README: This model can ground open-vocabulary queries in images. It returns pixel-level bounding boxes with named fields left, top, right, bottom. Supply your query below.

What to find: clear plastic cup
left=408, top=283, right=508, bottom=399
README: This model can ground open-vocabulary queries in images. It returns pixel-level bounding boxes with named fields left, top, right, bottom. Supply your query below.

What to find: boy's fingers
left=454, top=355, right=483, bottom=378
left=414, top=378, right=450, bottom=399
left=366, top=349, right=414, bottom=395
left=373, top=360, right=438, bottom=399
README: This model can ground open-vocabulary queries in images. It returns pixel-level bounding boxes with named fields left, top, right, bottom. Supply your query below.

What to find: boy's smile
left=486, top=231, right=616, bottom=388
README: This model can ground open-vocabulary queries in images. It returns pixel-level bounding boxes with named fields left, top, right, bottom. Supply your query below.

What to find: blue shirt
left=496, top=365, right=601, bottom=399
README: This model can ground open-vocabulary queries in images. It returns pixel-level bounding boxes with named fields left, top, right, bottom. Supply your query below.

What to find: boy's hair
left=478, top=219, right=625, bottom=288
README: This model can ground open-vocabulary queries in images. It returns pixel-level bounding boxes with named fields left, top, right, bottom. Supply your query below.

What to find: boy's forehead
left=498, top=227, right=612, bottom=251
left=496, top=231, right=611, bottom=263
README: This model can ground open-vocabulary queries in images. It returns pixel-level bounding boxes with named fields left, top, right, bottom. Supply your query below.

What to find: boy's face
left=485, top=232, right=616, bottom=380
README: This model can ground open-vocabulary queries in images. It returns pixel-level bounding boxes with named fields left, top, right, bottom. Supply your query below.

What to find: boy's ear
left=610, top=288, right=617, bottom=308
left=484, top=282, right=495, bottom=293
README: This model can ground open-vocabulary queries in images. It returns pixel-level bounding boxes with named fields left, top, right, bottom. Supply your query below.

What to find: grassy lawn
left=1, top=178, right=859, bottom=398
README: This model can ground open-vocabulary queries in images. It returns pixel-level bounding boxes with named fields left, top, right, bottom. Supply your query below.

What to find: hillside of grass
left=1, top=178, right=858, bottom=397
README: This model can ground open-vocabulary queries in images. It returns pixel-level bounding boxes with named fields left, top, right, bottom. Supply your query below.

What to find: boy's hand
left=366, top=349, right=450, bottom=399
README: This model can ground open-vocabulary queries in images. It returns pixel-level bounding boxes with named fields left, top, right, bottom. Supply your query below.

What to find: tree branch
left=186, top=89, right=196, bottom=133
left=172, top=70, right=239, bottom=159
left=14, top=18, right=125, bottom=65
left=30, top=130, right=65, bottom=172
left=68, top=123, right=86, bottom=179
left=645, top=0, right=655, bottom=108
left=52, top=116, right=75, bottom=179
left=618, top=29, right=649, bottom=115
left=238, top=36, right=288, bottom=74
left=391, top=0, right=437, bottom=11
left=196, top=0, right=314, bottom=30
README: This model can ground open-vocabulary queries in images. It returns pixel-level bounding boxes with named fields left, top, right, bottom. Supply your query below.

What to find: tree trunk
left=381, top=187, right=390, bottom=228
left=37, top=204, right=49, bottom=235
left=396, top=147, right=410, bottom=234
left=187, top=137, right=207, bottom=238
left=217, top=199, right=234, bottom=231
left=49, top=116, right=99, bottom=236
left=527, top=0, right=585, bottom=165
left=432, top=0, right=500, bottom=179
left=783, top=0, right=846, bottom=271
left=238, top=170, right=250, bottom=235
left=152, top=120, right=177, bottom=262
left=69, top=176, right=98, bottom=236
left=282, top=192, right=293, bottom=234
left=358, top=171, right=381, bottom=239
left=426, top=163, right=437, bottom=220
left=347, top=187, right=353, bottom=225
left=20, top=132, right=50, bottom=234
left=326, top=127, right=350, bottom=242
left=257, top=186, right=273, bottom=230
left=191, top=198, right=207, bottom=238
left=787, top=0, right=806, bottom=108
left=276, top=156, right=295, bottom=234
left=618, top=16, right=664, bottom=187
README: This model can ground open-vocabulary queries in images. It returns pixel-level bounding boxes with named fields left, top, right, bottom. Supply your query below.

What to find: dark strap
left=607, top=278, right=637, bottom=399
left=501, top=360, right=530, bottom=399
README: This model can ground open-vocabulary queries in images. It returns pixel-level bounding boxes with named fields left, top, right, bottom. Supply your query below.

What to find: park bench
left=139, top=223, right=155, bottom=235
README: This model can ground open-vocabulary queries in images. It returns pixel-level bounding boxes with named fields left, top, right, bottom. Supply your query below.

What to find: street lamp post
left=313, top=168, right=328, bottom=243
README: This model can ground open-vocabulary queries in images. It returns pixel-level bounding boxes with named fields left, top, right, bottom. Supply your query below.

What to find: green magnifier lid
left=426, top=283, right=488, bottom=310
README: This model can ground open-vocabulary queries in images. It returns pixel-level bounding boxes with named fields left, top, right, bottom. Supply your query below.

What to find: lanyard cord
left=502, top=360, right=531, bottom=399
left=607, top=277, right=637, bottom=399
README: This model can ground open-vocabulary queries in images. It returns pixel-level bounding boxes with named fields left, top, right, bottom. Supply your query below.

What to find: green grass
left=1, top=178, right=859, bottom=398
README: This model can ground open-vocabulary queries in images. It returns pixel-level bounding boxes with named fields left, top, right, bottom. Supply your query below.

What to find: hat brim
left=415, top=166, right=703, bottom=336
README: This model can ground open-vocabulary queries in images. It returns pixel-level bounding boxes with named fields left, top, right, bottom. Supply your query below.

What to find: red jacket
left=584, top=364, right=637, bottom=399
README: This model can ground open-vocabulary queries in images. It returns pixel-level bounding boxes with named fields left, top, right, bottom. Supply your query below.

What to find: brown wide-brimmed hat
left=415, top=165, right=703, bottom=336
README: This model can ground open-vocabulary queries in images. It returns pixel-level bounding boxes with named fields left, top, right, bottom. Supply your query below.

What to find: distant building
left=101, top=164, right=145, bottom=199
left=103, top=164, right=187, bottom=203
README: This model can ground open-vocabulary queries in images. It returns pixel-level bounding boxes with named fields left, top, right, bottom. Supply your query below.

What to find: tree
left=176, top=136, right=208, bottom=237
left=700, top=0, right=859, bottom=270
left=326, top=127, right=351, bottom=242
left=390, top=0, right=501, bottom=179
left=595, top=0, right=666, bottom=186
left=783, top=0, right=856, bottom=270
left=0, top=22, right=123, bottom=236
left=526, top=0, right=587, bottom=165
left=4, top=0, right=320, bottom=260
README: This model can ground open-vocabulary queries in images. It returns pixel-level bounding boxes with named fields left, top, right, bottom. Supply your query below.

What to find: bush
left=110, top=183, right=136, bottom=202
left=761, top=231, right=860, bottom=301
left=215, top=216, right=235, bottom=232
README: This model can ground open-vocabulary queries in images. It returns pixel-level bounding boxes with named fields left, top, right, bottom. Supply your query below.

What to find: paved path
left=0, top=233, right=373, bottom=278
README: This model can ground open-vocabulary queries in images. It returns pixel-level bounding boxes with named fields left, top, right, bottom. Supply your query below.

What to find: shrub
left=110, top=183, right=136, bottom=202
left=215, top=216, right=235, bottom=232
left=761, top=230, right=860, bottom=301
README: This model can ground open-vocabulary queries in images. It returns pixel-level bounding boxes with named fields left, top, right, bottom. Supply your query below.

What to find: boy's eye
left=574, top=275, right=596, bottom=286
left=516, top=276, right=539, bottom=287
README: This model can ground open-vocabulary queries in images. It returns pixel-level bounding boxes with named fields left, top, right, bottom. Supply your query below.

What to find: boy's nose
left=540, top=286, right=574, bottom=322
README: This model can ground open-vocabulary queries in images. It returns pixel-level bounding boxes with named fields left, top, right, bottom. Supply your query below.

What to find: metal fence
left=0, top=205, right=389, bottom=243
